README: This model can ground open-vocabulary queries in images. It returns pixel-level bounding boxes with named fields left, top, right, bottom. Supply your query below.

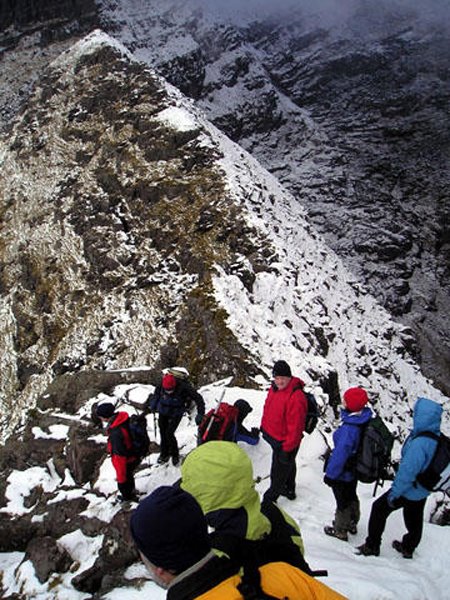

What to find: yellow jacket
left=168, top=558, right=347, bottom=600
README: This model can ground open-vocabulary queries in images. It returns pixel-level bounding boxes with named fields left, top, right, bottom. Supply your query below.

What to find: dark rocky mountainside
left=1, top=1, right=449, bottom=394
left=0, top=14, right=449, bottom=598
left=0, top=34, right=270, bottom=436
left=96, top=0, right=450, bottom=395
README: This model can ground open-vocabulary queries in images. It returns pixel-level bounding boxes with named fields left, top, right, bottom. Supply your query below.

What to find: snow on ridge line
left=20, top=29, right=448, bottom=424
left=189, top=109, right=447, bottom=416
left=49, top=28, right=134, bottom=71
left=135, top=59, right=448, bottom=415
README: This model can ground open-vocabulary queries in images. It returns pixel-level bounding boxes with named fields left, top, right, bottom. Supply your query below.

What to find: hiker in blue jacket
left=323, top=387, right=372, bottom=541
left=357, top=396, right=443, bottom=558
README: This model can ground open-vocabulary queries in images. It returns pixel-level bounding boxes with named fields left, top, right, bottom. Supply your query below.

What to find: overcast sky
left=189, top=0, right=450, bottom=28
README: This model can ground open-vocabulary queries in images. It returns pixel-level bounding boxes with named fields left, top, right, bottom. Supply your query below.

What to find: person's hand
left=387, top=494, right=400, bottom=509
left=195, top=413, right=204, bottom=426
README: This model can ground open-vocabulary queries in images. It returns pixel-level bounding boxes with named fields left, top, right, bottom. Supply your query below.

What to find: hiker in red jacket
left=260, top=360, right=308, bottom=502
left=96, top=402, right=139, bottom=502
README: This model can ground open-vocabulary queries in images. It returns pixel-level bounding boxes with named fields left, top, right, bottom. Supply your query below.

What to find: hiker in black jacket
left=96, top=402, right=139, bottom=502
left=147, top=372, right=204, bottom=466
left=130, top=485, right=345, bottom=599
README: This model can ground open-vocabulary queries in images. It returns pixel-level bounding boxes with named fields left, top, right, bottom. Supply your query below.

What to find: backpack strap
left=414, top=431, right=440, bottom=442
left=237, top=560, right=286, bottom=600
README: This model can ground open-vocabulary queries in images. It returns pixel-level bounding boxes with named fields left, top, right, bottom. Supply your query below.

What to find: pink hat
left=343, top=387, right=368, bottom=412
left=162, top=373, right=177, bottom=391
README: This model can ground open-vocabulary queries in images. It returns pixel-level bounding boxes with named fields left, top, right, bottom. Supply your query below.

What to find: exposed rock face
left=0, top=34, right=267, bottom=436
left=25, top=536, right=73, bottom=583
left=93, top=1, right=450, bottom=396
left=1, top=0, right=97, bottom=30
left=0, top=2, right=449, bottom=398
left=0, top=373, right=152, bottom=595
left=0, top=0, right=99, bottom=128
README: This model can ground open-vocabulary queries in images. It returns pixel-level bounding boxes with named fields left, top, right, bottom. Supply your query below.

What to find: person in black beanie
left=260, top=360, right=308, bottom=502
left=129, top=486, right=346, bottom=599
left=96, top=402, right=139, bottom=502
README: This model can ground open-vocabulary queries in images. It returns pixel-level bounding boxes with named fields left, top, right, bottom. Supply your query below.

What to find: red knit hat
left=162, top=373, right=177, bottom=390
left=343, top=387, right=369, bottom=412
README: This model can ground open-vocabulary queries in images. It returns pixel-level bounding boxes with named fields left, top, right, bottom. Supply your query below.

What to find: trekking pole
left=202, top=387, right=227, bottom=442
left=153, top=412, right=159, bottom=444
left=201, top=386, right=228, bottom=443
left=311, top=569, right=328, bottom=578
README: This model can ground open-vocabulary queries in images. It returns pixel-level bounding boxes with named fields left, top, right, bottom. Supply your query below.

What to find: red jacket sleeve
left=283, top=389, right=307, bottom=452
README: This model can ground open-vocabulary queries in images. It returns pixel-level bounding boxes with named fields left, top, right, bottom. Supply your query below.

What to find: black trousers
left=330, top=479, right=360, bottom=532
left=264, top=445, right=299, bottom=502
left=367, top=490, right=426, bottom=553
left=159, top=414, right=183, bottom=459
left=118, top=461, right=138, bottom=500
left=331, top=479, right=358, bottom=511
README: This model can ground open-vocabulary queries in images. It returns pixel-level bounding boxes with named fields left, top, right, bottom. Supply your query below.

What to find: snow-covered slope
left=0, top=29, right=448, bottom=600
left=0, top=30, right=445, bottom=442
left=95, top=0, right=450, bottom=397
left=0, top=380, right=448, bottom=599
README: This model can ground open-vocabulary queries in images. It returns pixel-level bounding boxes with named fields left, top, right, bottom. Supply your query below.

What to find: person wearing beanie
left=260, top=360, right=308, bottom=502
left=95, top=402, right=140, bottom=503
left=146, top=368, right=205, bottom=466
left=232, top=399, right=260, bottom=445
left=357, top=397, right=443, bottom=558
left=323, top=387, right=372, bottom=541
left=130, top=485, right=347, bottom=599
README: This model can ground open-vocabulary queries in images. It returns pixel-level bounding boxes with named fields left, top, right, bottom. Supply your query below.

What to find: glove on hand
left=195, top=413, right=204, bottom=426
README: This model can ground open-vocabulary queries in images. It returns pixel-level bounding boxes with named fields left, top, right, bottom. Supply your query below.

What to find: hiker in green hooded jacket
left=180, top=441, right=312, bottom=574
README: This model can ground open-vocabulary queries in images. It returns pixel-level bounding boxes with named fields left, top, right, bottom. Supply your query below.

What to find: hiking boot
left=392, top=540, right=413, bottom=559
left=349, top=523, right=358, bottom=535
left=324, top=525, right=348, bottom=541
left=280, top=488, right=297, bottom=500
left=118, top=493, right=139, bottom=505
left=171, top=455, right=180, bottom=466
left=157, top=454, right=169, bottom=464
left=355, top=542, right=380, bottom=557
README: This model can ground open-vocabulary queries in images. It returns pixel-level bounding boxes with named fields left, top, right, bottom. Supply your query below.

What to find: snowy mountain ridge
left=0, top=27, right=449, bottom=600
left=95, top=0, right=450, bottom=395
left=0, top=29, right=446, bottom=441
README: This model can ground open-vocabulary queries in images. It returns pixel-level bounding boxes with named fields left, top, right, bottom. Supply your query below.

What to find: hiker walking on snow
left=357, top=397, right=443, bottom=558
left=147, top=371, right=205, bottom=466
left=260, top=360, right=308, bottom=502
left=323, top=387, right=372, bottom=541
left=96, top=402, right=140, bottom=502
left=130, top=485, right=346, bottom=599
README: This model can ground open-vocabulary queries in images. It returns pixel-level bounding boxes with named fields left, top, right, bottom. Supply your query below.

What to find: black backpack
left=415, top=432, right=450, bottom=495
left=352, top=415, right=394, bottom=484
left=292, top=385, right=319, bottom=435
left=127, top=414, right=150, bottom=457
left=304, top=392, right=319, bottom=434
